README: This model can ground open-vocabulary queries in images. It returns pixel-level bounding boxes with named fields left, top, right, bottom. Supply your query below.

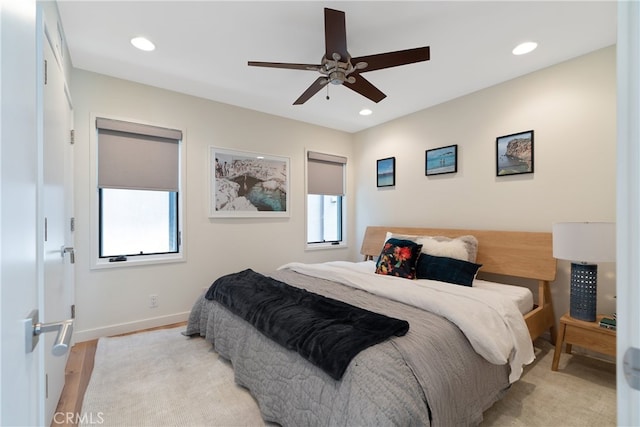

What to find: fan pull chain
left=326, top=83, right=330, bottom=100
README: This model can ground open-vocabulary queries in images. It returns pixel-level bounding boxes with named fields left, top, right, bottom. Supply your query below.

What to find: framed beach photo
left=496, top=130, right=534, bottom=176
left=425, top=145, right=458, bottom=176
left=209, top=147, right=290, bottom=217
left=377, top=157, right=395, bottom=187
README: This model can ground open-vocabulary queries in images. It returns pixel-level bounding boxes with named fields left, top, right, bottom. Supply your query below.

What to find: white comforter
left=279, top=260, right=534, bottom=383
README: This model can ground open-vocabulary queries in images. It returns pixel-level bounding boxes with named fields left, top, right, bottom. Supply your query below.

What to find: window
left=94, top=117, right=183, bottom=266
left=99, top=189, right=178, bottom=257
left=306, top=151, right=346, bottom=246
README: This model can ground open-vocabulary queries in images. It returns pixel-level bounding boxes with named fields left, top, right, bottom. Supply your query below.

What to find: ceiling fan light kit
left=248, top=8, right=430, bottom=105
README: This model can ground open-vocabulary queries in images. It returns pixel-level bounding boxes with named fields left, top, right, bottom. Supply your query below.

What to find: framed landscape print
left=425, top=144, right=458, bottom=176
left=209, top=147, right=290, bottom=217
left=377, top=157, right=395, bottom=187
left=496, top=130, right=534, bottom=176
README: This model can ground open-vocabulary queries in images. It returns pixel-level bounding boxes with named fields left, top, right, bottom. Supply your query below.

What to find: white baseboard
left=72, top=311, right=190, bottom=343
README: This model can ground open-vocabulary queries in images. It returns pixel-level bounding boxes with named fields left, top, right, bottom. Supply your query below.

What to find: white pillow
left=384, top=231, right=418, bottom=242
left=384, top=231, right=478, bottom=262
left=416, top=237, right=469, bottom=261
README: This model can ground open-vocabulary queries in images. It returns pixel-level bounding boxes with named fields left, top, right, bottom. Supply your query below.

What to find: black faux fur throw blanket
left=205, top=269, right=410, bottom=380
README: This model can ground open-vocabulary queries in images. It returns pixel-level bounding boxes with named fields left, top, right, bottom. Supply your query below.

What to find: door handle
left=61, top=245, right=75, bottom=264
left=24, top=309, right=74, bottom=356
left=624, top=347, right=640, bottom=390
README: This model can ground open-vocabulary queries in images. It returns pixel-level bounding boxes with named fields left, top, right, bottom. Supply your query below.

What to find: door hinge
left=45, top=373, right=49, bottom=399
left=70, top=129, right=75, bottom=145
left=70, top=217, right=75, bottom=232
left=44, top=217, right=48, bottom=242
left=71, top=304, right=75, bottom=319
left=44, top=60, right=47, bottom=85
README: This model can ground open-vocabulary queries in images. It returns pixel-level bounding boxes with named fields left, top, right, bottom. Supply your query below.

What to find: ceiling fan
left=248, top=8, right=431, bottom=105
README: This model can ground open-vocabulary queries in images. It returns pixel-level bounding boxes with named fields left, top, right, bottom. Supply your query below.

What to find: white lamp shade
left=552, top=222, right=615, bottom=263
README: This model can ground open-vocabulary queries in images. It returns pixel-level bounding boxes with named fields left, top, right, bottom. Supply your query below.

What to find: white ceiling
left=56, top=1, right=617, bottom=133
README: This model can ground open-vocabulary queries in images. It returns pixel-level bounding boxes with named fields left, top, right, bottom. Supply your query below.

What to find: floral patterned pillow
left=375, top=238, right=423, bottom=279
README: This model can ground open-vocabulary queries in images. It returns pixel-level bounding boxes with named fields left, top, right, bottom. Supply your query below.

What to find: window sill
left=91, top=252, right=185, bottom=270
left=305, top=242, right=348, bottom=251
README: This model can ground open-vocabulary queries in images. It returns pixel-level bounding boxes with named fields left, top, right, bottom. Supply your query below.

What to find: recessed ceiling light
left=512, top=41, right=537, bottom=56
left=131, top=36, right=155, bottom=52
left=359, top=109, right=373, bottom=116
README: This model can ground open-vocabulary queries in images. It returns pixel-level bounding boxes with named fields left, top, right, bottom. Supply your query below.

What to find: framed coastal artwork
left=209, top=147, right=290, bottom=217
left=496, top=130, right=534, bottom=176
left=425, top=144, right=458, bottom=176
left=377, top=157, right=395, bottom=187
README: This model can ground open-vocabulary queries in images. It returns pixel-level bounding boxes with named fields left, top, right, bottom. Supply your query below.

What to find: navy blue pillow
left=415, top=253, right=482, bottom=286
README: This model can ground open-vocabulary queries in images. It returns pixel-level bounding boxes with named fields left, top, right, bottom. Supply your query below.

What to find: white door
left=42, top=15, right=75, bottom=425
left=0, top=0, right=41, bottom=425
left=617, top=2, right=640, bottom=424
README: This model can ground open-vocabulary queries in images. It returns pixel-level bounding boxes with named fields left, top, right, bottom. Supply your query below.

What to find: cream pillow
left=385, top=231, right=418, bottom=242
left=416, top=237, right=468, bottom=261
left=384, top=231, right=478, bottom=262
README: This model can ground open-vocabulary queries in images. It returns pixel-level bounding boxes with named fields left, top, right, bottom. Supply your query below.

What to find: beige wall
left=72, top=45, right=616, bottom=341
left=71, top=70, right=355, bottom=341
left=353, top=46, right=617, bottom=327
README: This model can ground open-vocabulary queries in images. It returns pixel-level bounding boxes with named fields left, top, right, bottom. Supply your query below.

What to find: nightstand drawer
left=564, top=323, right=616, bottom=356
left=552, top=313, right=616, bottom=371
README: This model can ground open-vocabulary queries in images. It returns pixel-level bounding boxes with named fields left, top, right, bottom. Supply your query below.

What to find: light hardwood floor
left=52, top=322, right=186, bottom=427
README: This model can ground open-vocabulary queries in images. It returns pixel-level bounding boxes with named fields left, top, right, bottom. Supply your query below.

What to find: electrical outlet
left=149, top=294, right=158, bottom=308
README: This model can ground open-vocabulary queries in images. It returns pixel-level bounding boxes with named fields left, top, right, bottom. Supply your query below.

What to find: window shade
left=97, top=118, right=181, bottom=192
left=307, top=151, right=346, bottom=196
left=96, top=118, right=182, bottom=140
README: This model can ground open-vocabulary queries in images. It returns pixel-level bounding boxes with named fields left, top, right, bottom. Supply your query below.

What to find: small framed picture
left=425, top=144, right=458, bottom=176
left=377, top=157, right=395, bottom=187
left=496, top=130, right=534, bottom=176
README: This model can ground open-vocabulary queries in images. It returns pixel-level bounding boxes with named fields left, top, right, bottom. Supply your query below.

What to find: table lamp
left=552, top=222, right=615, bottom=322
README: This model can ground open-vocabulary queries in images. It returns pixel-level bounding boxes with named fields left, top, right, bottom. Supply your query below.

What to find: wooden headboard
left=361, top=226, right=558, bottom=342
left=360, top=226, right=556, bottom=282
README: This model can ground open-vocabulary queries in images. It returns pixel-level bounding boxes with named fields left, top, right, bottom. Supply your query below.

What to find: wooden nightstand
left=552, top=313, right=616, bottom=371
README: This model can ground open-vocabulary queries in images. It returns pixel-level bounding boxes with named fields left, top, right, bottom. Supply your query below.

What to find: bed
left=185, top=226, right=557, bottom=426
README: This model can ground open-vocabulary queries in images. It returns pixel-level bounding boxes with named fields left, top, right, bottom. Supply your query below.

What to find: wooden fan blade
left=248, top=61, right=321, bottom=71
left=324, top=8, right=349, bottom=61
left=343, top=74, right=386, bottom=103
left=293, top=77, right=329, bottom=105
left=352, top=46, right=430, bottom=73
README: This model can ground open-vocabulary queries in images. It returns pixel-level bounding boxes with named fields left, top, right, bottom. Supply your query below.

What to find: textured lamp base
left=569, top=262, right=597, bottom=321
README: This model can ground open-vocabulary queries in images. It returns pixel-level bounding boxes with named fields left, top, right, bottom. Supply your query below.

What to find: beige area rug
left=80, top=327, right=266, bottom=427
left=481, top=339, right=616, bottom=426
left=81, top=327, right=616, bottom=427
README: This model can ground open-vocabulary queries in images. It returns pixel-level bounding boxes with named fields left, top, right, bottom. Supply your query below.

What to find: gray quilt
left=185, top=269, right=510, bottom=426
